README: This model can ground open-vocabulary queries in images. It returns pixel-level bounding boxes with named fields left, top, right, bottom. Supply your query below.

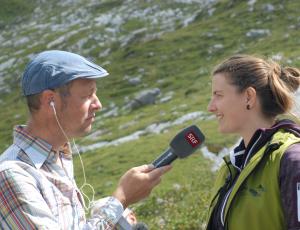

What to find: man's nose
left=93, top=95, right=102, bottom=111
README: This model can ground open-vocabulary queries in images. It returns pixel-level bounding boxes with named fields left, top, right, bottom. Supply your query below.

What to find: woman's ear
left=245, top=86, right=257, bottom=110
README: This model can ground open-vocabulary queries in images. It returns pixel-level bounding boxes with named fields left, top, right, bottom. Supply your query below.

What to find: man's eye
left=213, top=92, right=222, bottom=97
left=81, top=95, right=90, bottom=99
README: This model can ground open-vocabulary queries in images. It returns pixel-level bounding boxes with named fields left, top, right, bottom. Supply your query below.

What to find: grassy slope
left=1, top=0, right=300, bottom=229
left=75, top=1, right=300, bottom=229
left=0, top=0, right=36, bottom=26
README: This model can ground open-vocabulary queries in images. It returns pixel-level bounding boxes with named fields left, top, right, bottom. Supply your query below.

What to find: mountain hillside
left=1, top=0, right=300, bottom=229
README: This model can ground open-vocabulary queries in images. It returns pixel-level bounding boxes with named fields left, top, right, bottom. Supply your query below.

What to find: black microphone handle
left=152, top=148, right=177, bottom=168
left=132, top=222, right=149, bottom=230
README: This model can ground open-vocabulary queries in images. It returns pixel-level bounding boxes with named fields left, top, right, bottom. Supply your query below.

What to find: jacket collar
left=230, top=119, right=300, bottom=170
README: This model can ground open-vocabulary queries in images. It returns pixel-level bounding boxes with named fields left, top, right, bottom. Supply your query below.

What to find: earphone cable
left=51, top=103, right=95, bottom=213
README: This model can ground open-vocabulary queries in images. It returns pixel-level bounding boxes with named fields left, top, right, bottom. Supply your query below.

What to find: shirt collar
left=13, top=125, right=71, bottom=168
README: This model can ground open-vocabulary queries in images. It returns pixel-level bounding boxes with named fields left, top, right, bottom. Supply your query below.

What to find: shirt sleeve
left=85, top=197, right=125, bottom=229
left=0, top=166, right=125, bottom=230
left=0, top=167, right=61, bottom=229
left=279, top=143, right=300, bottom=230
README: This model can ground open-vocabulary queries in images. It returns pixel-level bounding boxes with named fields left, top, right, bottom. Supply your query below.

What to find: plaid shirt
left=0, top=126, right=124, bottom=230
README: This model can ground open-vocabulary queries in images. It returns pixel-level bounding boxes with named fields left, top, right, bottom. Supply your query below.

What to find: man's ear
left=40, top=90, right=56, bottom=108
left=245, top=86, right=257, bottom=109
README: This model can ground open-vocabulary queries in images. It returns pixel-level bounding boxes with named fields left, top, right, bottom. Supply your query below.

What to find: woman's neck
left=242, top=117, right=276, bottom=147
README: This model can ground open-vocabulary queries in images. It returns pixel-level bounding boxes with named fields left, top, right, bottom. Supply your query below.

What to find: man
left=0, top=50, right=171, bottom=229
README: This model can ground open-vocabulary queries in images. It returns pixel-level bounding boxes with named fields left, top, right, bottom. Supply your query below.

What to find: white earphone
left=50, top=101, right=57, bottom=115
left=49, top=98, right=95, bottom=212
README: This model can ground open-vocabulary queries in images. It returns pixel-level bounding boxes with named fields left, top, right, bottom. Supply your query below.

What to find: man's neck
left=25, top=118, right=68, bottom=151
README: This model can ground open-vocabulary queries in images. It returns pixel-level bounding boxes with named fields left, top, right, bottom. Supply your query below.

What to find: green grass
left=74, top=126, right=215, bottom=229
left=0, top=0, right=36, bottom=26
left=1, top=0, right=300, bottom=228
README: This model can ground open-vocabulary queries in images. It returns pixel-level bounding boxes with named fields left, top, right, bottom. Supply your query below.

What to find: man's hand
left=112, top=164, right=172, bottom=208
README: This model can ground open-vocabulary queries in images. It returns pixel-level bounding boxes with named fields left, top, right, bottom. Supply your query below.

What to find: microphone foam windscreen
left=170, top=125, right=205, bottom=158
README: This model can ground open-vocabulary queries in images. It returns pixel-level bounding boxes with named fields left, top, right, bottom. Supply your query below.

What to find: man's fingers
left=148, top=165, right=172, bottom=179
left=135, top=164, right=155, bottom=173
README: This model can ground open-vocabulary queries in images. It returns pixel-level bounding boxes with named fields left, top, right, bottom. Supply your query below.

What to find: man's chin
left=83, top=128, right=92, bottom=136
left=76, top=126, right=92, bottom=137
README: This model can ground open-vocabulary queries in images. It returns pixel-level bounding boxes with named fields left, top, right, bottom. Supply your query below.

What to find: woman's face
left=207, top=73, right=249, bottom=134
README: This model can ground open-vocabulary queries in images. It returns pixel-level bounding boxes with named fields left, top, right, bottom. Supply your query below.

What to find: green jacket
left=206, top=130, right=300, bottom=230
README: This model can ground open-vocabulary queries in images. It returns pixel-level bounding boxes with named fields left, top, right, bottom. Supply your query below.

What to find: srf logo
left=185, top=132, right=200, bottom=147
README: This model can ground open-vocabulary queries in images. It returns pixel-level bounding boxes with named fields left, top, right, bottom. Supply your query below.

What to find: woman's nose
left=207, top=99, right=216, bottom=112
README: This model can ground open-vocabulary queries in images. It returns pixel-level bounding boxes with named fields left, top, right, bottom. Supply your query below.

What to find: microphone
left=152, top=125, right=205, bottom=168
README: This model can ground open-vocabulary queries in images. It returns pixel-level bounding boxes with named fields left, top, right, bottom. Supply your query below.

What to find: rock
left=128, top=76, right=142, bottom=86
left=120, top=28, right=147, bottom=47
left=99, top=48, right=111, bottom=58
left=208, top=43, right=224, bottom=54
left=119, top=120, right=137, bottom=130
left=159, top=91, right=174, bottom=103
left=123, top=88, right=161, bottom=110
left=182, top=12, right=199, bottom=27
left=102, top=107, right=119, bottom=118
left=15, top=37, right=30, bottom=46
left=84, top=129, right=109, bottom=140
left=246, top=29, right=271, bottom=38
left=213, top=43, right=224, bottom=49
left=247, top=0, right=256, bottom=12
left=271, top=53, right=284, bottom=61
left=0, top=58, right=16, bottom=72
left=262, top=3, right=275, bottom=13
left=208, top=8, right=216, bottom=16
left=204, top=32, right=214, bottom=38
left=159, top=95, right=173, bottom=103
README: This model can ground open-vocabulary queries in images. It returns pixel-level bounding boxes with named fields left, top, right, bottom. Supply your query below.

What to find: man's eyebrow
left=213, top=90, right=223, bottom=94
left=89, top=85, right=97, bottom=92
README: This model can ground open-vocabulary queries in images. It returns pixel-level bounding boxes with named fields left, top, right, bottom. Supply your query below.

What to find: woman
left=206, top=54, right=300, bottom=230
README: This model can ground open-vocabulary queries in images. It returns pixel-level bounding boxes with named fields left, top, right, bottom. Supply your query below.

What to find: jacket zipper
left=220, top=134, right=263, bottom=226
left=221, top=141, right=280, bottom=228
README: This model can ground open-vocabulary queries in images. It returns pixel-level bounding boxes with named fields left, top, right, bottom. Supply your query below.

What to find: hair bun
left=281, top=67, right=300, bottom=92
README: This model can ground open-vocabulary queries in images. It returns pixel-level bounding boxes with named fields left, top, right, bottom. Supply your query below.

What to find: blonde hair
left=213, top=54, right=300, bottom=118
